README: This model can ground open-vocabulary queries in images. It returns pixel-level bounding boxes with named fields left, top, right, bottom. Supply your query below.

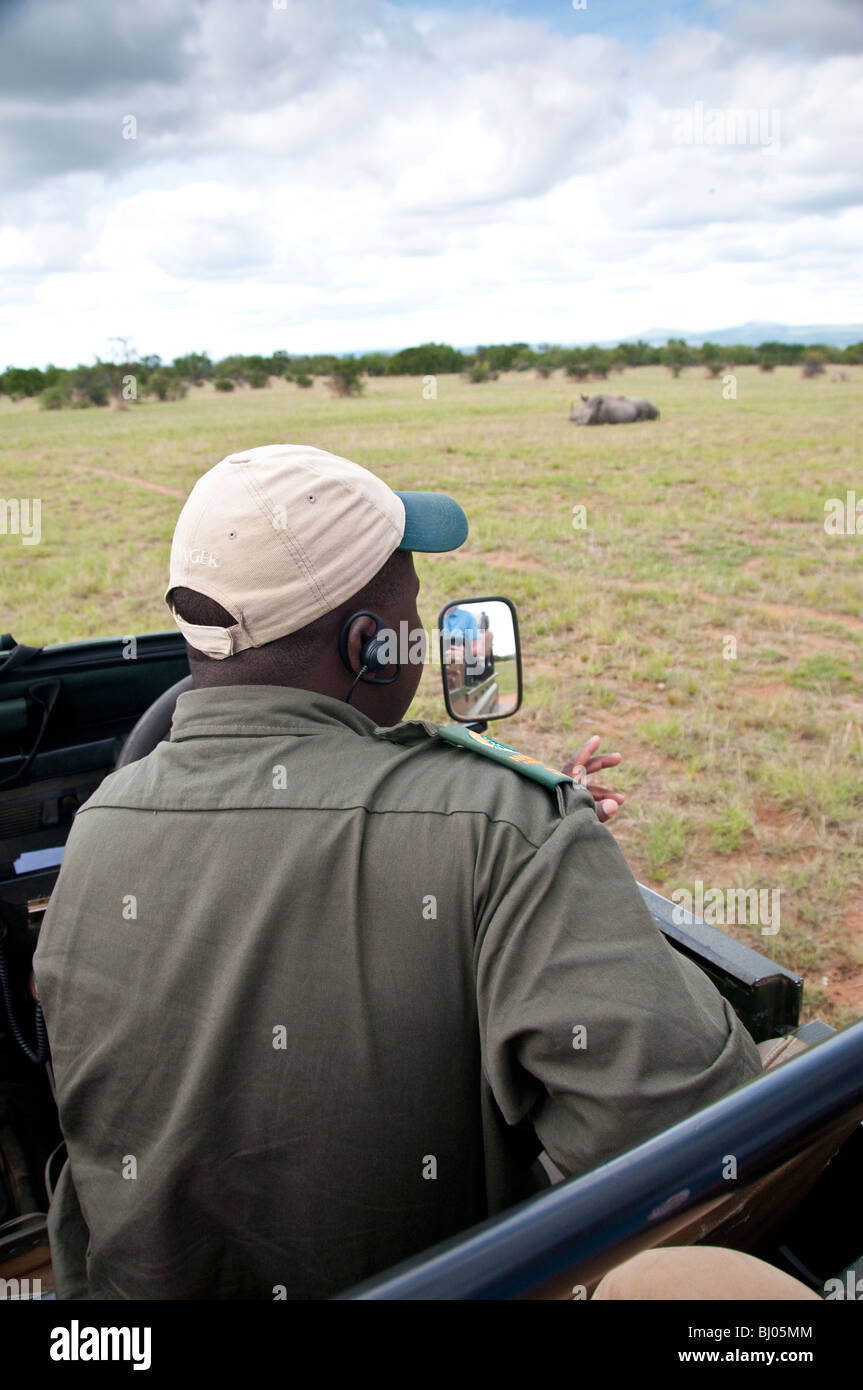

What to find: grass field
left=2, top=366, right=862, bottom=1025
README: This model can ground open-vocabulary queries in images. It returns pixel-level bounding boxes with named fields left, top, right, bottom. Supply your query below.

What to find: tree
left=616, top=339, right=660, bottom=368
left=698, top=342, right=724, bottom=377
left=385, top=343, right=464, bottom=375
left=173, top=352, right=213, bottom=385
left=562, top=349, right=591, bottom=381
left=585, top=346, right=613, bottom=379
left=0, top=366, right=45, bottom=399
left=801, top=351, right=827, bottom=379
left=356, top=352, right=389, bottom=377
left=757, top=341, right=781, bottom=372
left=328, top=356, right=366, bottom=396
left=476, top=342, right=530, bottom=373
left=662, top=338, right=694, bottom=378
left=212, top=354, right=249, bottom=384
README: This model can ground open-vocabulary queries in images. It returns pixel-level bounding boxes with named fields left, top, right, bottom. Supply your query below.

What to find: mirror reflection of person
left=34, top=445, right=761, bottom=1303
left=477, top=609, right=494, bottom=681
left=443, top=605, right=485, bottom=685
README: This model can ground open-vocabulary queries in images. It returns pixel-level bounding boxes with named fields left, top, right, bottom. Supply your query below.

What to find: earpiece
left=338, top=610, right=401, bottom=691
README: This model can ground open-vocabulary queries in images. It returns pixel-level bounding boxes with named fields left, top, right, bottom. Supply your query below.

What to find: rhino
left=570, top=393, right=660, bottom=425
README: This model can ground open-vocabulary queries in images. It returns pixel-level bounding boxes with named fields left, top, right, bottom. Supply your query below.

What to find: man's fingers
left=583, top=752, right=622, bottom=773
left=567, top=735, right=601, bottom=769
left=588, top=785, right=625, bottom=805
left=564, top=737, right=622, bottom=778
left=596, top=798, right=621, bottom=822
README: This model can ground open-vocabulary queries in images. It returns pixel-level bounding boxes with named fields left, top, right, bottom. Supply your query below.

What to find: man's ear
left=344, top=613, right=378, bottom=675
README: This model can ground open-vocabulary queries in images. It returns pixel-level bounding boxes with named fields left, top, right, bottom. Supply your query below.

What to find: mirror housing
left=438, top=597, right=522, bottom=723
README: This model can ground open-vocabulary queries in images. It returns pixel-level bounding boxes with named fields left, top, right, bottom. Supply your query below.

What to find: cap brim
left=395, top=491, right=469, bottom=553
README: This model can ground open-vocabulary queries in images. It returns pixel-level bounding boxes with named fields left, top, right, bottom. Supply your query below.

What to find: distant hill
left=599, top=321, right=863, bottom=349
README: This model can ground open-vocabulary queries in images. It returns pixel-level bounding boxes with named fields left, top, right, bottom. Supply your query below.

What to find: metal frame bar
left=344, top=1020, right=863, bottom=1299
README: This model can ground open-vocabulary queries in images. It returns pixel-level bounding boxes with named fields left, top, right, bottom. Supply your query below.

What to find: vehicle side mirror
left=438, top=597, right=522, bottom=723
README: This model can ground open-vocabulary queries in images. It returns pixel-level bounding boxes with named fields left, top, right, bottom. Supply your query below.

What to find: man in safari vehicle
left=34, top=444, right=762, bottom=1300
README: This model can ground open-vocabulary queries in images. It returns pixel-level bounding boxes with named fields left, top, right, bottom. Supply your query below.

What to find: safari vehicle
left=1, top=600, right=862, bottom=1303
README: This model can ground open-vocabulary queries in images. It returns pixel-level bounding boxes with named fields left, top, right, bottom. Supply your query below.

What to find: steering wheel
left=115, top=676, right=194, bottom=768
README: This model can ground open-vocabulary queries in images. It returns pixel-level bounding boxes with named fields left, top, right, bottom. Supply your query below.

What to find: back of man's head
left=163, top=444, right=467, bottom=721
left=170, top=548, right=410, bottom=691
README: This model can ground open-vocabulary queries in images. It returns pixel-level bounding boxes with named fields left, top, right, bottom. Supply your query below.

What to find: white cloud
left=0, top=0, right=861, bottom=365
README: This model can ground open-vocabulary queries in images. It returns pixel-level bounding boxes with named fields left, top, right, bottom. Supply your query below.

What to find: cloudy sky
left=1, top=0, right=862, bottom=367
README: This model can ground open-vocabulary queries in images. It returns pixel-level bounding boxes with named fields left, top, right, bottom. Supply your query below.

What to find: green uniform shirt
left=34, top=685, right=762, bottom=1299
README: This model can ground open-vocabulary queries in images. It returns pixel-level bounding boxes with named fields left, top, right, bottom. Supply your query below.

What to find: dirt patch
left=624, top=580, right=863, bottom=637
left=738, top=683, right=790, bottom=702
left=757, top=599, right=863, bottom=635
left=826, top=965, right=863, bottom=1018
left=73, top=465, right=185, bottom=500
left=471, top=548, right=545, bottom=571
left=752, top=801, right=804, bottom=835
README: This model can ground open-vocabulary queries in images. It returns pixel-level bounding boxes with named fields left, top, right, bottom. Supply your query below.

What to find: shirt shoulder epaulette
left=435, top=724, right=574, bottom=791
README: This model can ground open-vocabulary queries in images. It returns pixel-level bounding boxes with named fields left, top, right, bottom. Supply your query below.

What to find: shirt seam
left=73, top=800, right=548, bottom=850
left=169, top=722, right=377, bottom=739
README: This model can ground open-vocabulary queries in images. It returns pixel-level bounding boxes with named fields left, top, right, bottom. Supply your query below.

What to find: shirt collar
left=169, top=684, right=383, bottom=742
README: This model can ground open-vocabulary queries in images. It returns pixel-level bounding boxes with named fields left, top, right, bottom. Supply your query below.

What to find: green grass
left=788, top=653, right=855, bottom=690
left=708, top=803, right=754, bottom=854
left=2, top=364, right=862, bottom=1024
left=644, top=809, right=691, bottom=881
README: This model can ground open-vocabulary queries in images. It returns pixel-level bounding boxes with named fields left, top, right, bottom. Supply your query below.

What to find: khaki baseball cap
left=166, top=443, right=469, bottom=658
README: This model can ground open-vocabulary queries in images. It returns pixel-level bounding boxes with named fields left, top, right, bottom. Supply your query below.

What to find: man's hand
left=561, top=735, right=624, bottom=822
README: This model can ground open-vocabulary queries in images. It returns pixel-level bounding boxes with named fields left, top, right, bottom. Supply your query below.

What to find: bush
left=145, top=370, right=187, bottom=402
left=467, top=360, right=498, bottom=383
left=293, top=373, right=314, bottom=389
left=0, top=366, right=45, bottom=399
left=39, top=384, right=70, bottom=410
left=328, top=357, right=366, bottom=397
left=246, top=368, right=270, bottom=389
left=214, top=378, right=235, bottom=392
left=801, top=353, right=826, bottom=379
